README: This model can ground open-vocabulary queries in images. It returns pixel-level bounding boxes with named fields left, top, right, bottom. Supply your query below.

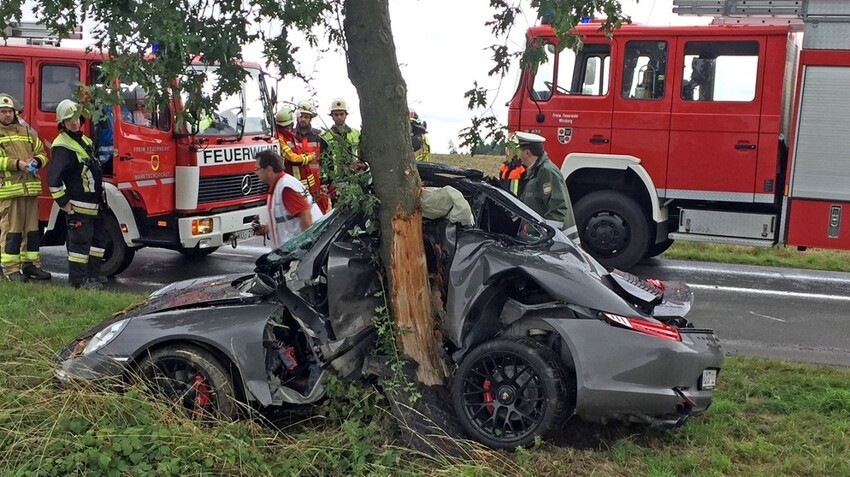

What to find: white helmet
left=56, top=99, right=82, bottom=122
left=0, top=93, right=20, bottom=112
left=328, top=97, right=348, bottom=114
left=275, top=107, right=294, bottom=127
left=295, top=100, right=316, bottom=117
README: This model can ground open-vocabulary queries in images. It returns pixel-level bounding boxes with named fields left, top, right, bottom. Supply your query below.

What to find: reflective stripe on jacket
left=48, top=132, right=102, bottom=216
left=0, top=122, right=47, bottom=199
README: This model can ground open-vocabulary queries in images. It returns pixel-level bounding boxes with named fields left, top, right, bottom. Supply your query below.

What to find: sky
left=18, top=0, right=706, bottom=153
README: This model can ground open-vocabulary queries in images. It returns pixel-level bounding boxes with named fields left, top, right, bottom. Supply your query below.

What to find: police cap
left=513, top=131, right=545, bottom=147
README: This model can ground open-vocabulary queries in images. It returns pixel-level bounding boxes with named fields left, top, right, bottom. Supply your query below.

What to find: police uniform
left=514, top=132, right=579, bottom=243
left=47, top=100, right=109, bottom=288
left=0, top=94, right=51, bottom=282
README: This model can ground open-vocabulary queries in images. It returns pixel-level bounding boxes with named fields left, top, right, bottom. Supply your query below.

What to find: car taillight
left=601, top=312, right=681, bottom=342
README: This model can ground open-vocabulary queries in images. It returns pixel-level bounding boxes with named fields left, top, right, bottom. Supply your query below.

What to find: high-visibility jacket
left=47, top=131, right=104, bottom=216
left=412, top=132, right=431, bottom=162
left=277, top=128, right=319, bottom=191
left=0, top=121, right=48, bottom=199
left=499, top=160, right=526, bottom=197
left=320, top=125, right=360, bottom=164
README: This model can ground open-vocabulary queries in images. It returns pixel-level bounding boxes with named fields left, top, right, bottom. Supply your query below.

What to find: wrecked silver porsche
left=55, top=163, right=723, bottom=450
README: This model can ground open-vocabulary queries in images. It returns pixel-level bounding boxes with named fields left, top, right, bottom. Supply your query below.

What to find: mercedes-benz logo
left=241, top=174, right=253, bottom=196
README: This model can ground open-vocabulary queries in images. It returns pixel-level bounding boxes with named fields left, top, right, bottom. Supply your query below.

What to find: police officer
left=47, top=99, right=108, bottom=289
left=409, top=108, right=430, bottom=162
left=513, top=132, right=579, bottom=243
left=0, top=93, right=51, bottom=282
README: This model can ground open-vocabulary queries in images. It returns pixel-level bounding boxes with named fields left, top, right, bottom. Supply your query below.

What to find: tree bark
left=343, top=0, right=447, bottom=386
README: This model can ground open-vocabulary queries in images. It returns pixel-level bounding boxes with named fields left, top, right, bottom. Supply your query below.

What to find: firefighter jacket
left=412, top=131, right=431, bottom=162
left=499, top=159, right=526, bottom=197
left=320, top=125, right=360, bottom=164
left=278, top=128, right=319, bottom=192
left=47, top=131, right=104, bottom=216
left=518, top=152, right=578, bottom=242
left=0, top=121, right=48, bottom=199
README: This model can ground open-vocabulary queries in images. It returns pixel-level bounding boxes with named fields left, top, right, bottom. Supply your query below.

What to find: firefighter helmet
left=295, top=100, right=316, bottom=117
left=56, top=99, right=82, bottom=122
left=328, top=97, right=348, bottom=114
left=275, top=107, right=294, bottom=127
left=0, top=94, right=18, bottom=111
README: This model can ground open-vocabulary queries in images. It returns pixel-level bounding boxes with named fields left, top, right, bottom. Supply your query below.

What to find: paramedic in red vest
left=252, top=150, right=323, bottom=248
left=292, top=100, right=328, bottom=212
left=0, top=93, right=51, bottom=282
left=274, top=106, right=328, bottom=213
left=47, top=99, right=108, bottom=289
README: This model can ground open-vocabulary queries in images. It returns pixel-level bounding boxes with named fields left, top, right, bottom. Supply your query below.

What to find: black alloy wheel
left=452, top=338, right=567, bottom=450
left=137, top=344, right=237, bottom=419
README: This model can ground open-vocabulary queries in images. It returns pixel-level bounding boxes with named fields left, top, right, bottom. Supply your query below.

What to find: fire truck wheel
left=574, top=191, right=649, bottom=270
left=645, top=238, right=674, bottom=258
left=179, top=247, right=220, bottom=260
left=101, top=214, right=135, bottom=277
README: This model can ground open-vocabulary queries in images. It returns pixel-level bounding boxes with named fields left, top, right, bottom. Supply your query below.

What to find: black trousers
left=66, top=213, right=108, bottom=285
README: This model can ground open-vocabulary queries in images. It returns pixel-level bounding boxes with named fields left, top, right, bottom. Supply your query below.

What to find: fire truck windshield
left=182, top=66, right=272, bottom=137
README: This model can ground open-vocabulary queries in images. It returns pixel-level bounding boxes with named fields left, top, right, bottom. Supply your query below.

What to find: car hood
left=122, top=274, right=257, bottom=319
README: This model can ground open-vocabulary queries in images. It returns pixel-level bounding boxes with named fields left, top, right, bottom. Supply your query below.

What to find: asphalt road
left=35, top=243, right=850, bottom=367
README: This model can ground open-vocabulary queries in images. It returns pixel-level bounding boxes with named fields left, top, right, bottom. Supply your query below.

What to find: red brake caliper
left=191, top=374, right=211, bottom=415
left=482, top=380, right=494, bottom=414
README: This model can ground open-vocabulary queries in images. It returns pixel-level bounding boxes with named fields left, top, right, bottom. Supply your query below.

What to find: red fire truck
left=508, top=0, right=850, bottom=270
left=1, top=24, right=278, bottom=276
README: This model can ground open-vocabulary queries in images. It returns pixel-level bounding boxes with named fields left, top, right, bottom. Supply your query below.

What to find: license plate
left=700, top=369, right=717, bottom=390
left=227, top=228, right=253, bottom=246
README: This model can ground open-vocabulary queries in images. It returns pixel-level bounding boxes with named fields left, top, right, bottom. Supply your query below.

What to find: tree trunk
left=343, top=0, right=447, bottom=386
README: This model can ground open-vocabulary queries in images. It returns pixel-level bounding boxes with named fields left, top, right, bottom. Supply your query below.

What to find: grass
left=432, top=153, right=850, bottom=273
left=2, top=283, right=850, bottom=476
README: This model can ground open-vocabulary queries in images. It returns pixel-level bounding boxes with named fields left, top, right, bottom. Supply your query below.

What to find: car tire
left=137, top=344, right=238, bottom=419
left=178, top=246, right=220, bottom=260
left=101, top=214, right=135, bottom=277
left=452, top=338, right=567, bottom=450
left=574, top=190, right=650, bottom=270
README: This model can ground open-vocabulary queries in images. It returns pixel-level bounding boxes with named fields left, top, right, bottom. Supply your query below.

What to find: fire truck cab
left=509, top=0, right=850, bottom=270
left=1, top=23, right=278, bottom=276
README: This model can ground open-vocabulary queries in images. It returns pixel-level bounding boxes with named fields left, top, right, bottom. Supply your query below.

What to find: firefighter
left=499, top=133, right=526, bottom=197
left=47, top=99, right=108, bottom=289
left=513, top=132, right=579, bottom=244
left=0, top=93, right=51, bottom=282
left=291, top=100, right=327, bottom=212
left=275, top=106, right=328, bottom=214
left=320, top=97, right=362, bottom=180
left=409, top=108, right=431, bottom=162
left=252, top=149, right=323, bottom=249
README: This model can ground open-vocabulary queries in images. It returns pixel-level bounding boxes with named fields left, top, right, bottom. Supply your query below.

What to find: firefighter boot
left=5, top=271, right=28, bottom=283
left=22, top=264, right=52, bottom=280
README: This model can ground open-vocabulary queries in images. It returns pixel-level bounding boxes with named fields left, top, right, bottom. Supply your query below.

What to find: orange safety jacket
left=499, top=161, right=526, bottom=197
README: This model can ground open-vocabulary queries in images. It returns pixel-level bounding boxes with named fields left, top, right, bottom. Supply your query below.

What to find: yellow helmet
left=275, top=107, right=294, bottom=127
left=0, top=93, right=20, bottom=112
left=328, top=97, right=348, bottom=114
left=56, top=99, right=82, bottom=122
left=295, top=100, right=316, bottom=117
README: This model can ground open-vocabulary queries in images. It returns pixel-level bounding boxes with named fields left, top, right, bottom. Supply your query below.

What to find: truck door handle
left=734, top=143, right=756, bottom=150
left=119, top=154, right=133, bottom=161
left=590, top=136, right=609, bottom=144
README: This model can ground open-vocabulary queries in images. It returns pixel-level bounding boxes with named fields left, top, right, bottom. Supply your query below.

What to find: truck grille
left=197, top=173, right=268, bottom=204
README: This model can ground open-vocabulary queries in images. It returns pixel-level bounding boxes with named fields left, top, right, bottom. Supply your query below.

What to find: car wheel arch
left=128, top=339, right=249, bottom=404
left=453, top=270, right=560, bottom=360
